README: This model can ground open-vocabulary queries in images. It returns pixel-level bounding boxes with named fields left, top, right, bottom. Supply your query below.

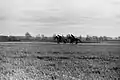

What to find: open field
left=0, top=42, right=120, bottom=80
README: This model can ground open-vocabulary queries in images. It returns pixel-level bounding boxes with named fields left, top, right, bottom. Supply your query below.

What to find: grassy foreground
left=0, top=42, right=120, bottom=80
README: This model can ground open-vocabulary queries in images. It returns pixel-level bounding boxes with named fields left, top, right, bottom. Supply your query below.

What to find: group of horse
left=53, top=34, right=82, bottom=44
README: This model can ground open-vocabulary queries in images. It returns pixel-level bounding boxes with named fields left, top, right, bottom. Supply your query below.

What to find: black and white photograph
left=0, top=0, right=120, bottom=80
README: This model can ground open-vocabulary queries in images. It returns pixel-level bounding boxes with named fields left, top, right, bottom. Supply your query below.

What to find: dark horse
left=53, top=35, right=67, bottom=44
left=66, top=34, right=82, bottom=44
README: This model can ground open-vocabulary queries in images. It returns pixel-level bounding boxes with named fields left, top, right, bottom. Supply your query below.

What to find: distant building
left=36, top=34, right=41, bottom=38
left=14, top=36, right=26, bottom=40
left=0, top=36, right=9, bottom=41
left=41, top=34, right=45, bottom=39
left=106, top=37, right=113, bottom=40
left=118, top=36, right=120, bottom=40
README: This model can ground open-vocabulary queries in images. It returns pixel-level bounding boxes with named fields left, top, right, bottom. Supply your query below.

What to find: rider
left=71, top=34, right=75, bottom=39
left=57, top=35, right=62, bottom=42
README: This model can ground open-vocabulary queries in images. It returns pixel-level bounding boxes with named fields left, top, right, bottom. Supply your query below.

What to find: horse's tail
left=75, top=38, right=82, bottom=44
left=79, top=39, right=82, bottom=43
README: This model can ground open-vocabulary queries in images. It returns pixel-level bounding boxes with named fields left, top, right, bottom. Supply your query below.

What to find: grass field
left=0, top=42, right=120, bottom=80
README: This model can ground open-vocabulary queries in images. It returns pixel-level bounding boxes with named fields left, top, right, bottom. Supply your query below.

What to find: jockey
left=71, top=34, right=75, bottom=39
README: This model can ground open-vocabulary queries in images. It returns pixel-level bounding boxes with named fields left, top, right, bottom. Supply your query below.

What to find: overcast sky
left=0, top=0, right=120, bottom=37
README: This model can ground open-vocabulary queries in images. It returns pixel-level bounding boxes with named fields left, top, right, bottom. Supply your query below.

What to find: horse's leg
left=71, top=40, right=74, bottom=44
left=57, top=40, right=59, bottom=44
left=57, top=39, right=60, bottom=44
left=75, top=40, right=78, bottom=44
left=79, top=39, right=82, bottom=43
left=63, top=39, right=66, bottom=44
left=70, top=39, right=72, bottom=44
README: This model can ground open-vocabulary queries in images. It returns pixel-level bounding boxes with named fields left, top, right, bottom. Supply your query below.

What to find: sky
left=0, top=0, right=120, bottom=37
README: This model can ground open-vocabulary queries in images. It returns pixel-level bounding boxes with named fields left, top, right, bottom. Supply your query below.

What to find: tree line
left=0, top=32, right=119, bottom=42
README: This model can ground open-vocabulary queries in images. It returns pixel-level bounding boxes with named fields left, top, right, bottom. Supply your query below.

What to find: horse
left=74, top=37, right=82, bottom=44
left=66, top=34, right=82, bottom=44
left=53, top=35, right=61, bottom=44
left=66, top=34, right=74, bottom=43
left=53, top=35, right=67, bottom=44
